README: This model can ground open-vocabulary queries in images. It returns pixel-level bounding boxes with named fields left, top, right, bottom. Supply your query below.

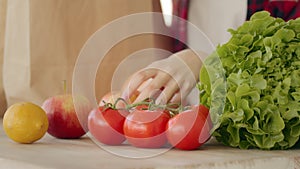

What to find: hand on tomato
left=166, top=105, right=212, bottom=150
left=88, top=107, right=129, bottom=145
left=123, top=109, right=170, bottom=148
left=121, top=50, right=204, bottom=105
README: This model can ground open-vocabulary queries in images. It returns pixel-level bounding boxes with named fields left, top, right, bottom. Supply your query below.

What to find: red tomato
left=88, top=107, right=129, bottom=145
left=123, top=109, right=170, bottom=148
left=166, top=105, right=212, bottom=150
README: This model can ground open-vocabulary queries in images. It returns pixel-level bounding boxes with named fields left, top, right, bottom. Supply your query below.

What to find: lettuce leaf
left=198, top=11, right=300, bottom=150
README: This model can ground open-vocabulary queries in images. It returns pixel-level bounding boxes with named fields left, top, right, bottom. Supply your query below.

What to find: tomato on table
left=123, top=109, right=170, bottom=148
left=166, top=105, right=212, bottom=150
left=88, top=106, right=129, bottom=145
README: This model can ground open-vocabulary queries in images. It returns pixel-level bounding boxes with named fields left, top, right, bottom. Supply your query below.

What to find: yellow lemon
left=3, top=102, right=49, bottom=144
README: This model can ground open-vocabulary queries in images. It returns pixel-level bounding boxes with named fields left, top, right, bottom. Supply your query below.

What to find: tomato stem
left=113, top=97, right=128, bottom=109
left=101, top=96, right=187, bottom=117
left=127, top=98, right=183, bottom=116
left=103, top=101, right=113, bottom=109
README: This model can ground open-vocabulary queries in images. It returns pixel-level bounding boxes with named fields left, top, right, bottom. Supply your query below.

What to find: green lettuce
left=198, top=11, right=300, bottom=150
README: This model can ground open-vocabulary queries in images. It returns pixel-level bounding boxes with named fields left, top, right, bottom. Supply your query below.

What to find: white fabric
left=186, top=0, right=247, bottom=105
left=188, top=0, right=248, bottom=49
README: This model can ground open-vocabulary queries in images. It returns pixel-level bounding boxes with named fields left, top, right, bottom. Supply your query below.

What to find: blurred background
left=0, top=0, right=174, bottom=117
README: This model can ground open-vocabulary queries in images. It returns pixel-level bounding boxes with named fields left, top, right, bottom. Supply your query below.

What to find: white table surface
left=0, top=119, right=299, bottom=169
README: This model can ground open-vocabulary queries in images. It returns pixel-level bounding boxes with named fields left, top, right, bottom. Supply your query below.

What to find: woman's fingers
left=155, top=79, right=179, bottom=105
left=133, top=70, right=171, bottom=103
left=121, top=69, right=156, bottom=101
left=123, top=69, right=189, bottom=105
left=169, top=92, right=182, bottom=104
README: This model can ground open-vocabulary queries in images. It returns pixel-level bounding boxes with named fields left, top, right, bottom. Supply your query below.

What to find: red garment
left=171, top=0, right=190, bottom=52
left=247, top=0, right=300, bottom=21
left=171, top=0, right=300, bottom=52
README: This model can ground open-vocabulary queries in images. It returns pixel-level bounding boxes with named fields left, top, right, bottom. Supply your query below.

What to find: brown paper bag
left=0, top=0, right=7, bottom=117
left=3, top=0, right=163, bottom=109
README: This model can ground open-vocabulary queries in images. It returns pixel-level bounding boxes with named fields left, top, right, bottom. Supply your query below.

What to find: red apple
left=42, top=95, right=91, bottom=139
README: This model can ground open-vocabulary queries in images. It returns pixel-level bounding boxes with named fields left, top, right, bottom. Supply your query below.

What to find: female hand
left=121, top=49, right=206, bottom=105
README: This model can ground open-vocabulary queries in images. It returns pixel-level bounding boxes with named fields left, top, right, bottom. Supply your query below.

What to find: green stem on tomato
left=113, top=97, right=128, bottom=109
left=125, top=98, right=154, bottom=110
left=103, top=101, right=113, bottom=109
left=102, top=96, right=186, bottom=117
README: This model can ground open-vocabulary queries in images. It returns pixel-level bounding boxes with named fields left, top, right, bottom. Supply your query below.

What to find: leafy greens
left=198, top=11, right=300, bottom=150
